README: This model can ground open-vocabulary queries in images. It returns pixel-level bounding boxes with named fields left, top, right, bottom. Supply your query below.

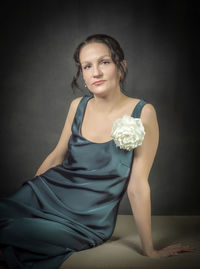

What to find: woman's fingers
left=164, top=243, right=195, bottom=256
left=148, top=243, right=195, bottom=259
left=171, top=243, right=194, bottom=252
left=157, top=243, right=195, bottom=258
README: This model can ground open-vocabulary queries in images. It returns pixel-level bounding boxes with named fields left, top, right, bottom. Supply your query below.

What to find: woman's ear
left=118, top=60, right=127, bottom=81
left=122, top=60, right=127, bottom=71
left=80, top=72, right=85, bottom=85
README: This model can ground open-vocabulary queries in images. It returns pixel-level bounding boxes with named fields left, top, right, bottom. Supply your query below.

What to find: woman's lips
left=92, top=80, right=105, bottom=86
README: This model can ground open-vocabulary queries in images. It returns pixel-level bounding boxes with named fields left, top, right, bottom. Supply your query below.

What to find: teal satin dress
left=0, top=95, right=148, bottom=269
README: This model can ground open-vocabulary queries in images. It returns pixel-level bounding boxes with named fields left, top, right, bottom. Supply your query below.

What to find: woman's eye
left=84, top=65, right=91, bottom=70
left=101, top=60, right=110, bottom=64
left=83, top=60, right=110, bottom=70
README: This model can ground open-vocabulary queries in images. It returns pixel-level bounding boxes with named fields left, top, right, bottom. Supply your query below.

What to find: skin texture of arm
left=127, top=103, right=159, bottom=255
left=127, top=104, right=194, bottom=258
left=35, top=97, right=82, bottom=176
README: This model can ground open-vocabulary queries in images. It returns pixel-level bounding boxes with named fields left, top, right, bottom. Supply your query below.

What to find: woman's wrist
left=143, top=248, right=156, bottom=257
left=141, top=241, right=155, bottom=256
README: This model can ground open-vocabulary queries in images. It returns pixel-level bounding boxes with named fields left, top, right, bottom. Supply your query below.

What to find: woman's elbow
left=127, top=180, right=150, bottom=197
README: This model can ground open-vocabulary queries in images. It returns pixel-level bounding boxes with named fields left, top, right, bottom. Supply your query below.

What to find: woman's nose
left=92, top=65, right=103, bottom=77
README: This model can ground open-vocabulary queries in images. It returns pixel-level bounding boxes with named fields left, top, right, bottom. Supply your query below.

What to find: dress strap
left=72, top=96, right=148, bottom=133
left=71, top=95, right=93, bottom=135
left=131, top=99, right=148, bottom=118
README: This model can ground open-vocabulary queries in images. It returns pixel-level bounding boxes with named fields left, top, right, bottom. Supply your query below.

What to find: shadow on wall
left=0, top=1, right=199, bottom=214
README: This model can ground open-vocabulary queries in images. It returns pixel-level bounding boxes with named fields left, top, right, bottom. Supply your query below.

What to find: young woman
left=0, top=34, right=193, bottom=269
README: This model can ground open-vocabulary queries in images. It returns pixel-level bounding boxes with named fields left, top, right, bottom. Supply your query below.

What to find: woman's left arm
left=127, top=103, right=159, bottom=256
left=127, top=103, right=194, bottom=258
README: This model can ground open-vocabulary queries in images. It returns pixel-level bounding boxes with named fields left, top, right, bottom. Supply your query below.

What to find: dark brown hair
left=71, top=34, right=127, bottom=93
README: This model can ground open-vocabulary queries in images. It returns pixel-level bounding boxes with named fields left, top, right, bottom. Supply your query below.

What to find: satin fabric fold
left=0, top=95, right=148, bottom=268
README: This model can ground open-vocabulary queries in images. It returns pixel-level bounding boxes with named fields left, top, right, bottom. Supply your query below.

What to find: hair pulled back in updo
left=71, top=34, right=127, bottom=93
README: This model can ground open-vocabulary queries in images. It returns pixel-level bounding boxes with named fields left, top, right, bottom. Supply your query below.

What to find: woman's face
left=79, top=42, right=122, bottom=96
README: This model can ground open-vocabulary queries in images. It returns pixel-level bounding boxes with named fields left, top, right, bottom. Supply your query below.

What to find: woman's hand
left=145, top=243, right=195, bottom=258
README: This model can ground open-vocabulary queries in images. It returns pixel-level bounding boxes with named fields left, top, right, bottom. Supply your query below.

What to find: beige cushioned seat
left=60, top=215, right=200, bottom=269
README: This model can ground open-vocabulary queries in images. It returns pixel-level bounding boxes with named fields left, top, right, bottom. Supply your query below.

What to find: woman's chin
left=88, top=88, right=108, bottom=97
left=89, top=85, right=116, bottom=97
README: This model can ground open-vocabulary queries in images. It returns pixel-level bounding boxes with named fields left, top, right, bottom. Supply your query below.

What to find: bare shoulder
left=127, top=96, right=157, bottom=125
left=126, top=96, right=140, bottom=103
left=67, top=96, right=83, bottom=124
left=123, top=96, right=140, bottom=110
left=141, top=102, right=158, bottom=127
left=70, top=96, right=83, bottom=111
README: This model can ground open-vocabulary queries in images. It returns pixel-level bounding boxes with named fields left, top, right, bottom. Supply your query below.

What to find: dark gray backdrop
left=0, top=1, right=199, bottom=215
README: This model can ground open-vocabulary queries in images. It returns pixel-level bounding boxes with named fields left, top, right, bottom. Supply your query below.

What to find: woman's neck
left=91, top=91, right=127, bottom=116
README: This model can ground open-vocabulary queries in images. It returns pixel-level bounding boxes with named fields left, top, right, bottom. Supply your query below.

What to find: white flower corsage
left=111, top=115, right=145, bottom=151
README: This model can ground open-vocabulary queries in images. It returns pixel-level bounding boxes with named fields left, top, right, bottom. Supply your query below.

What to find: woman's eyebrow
left=81, top=55, right=111, bottom=64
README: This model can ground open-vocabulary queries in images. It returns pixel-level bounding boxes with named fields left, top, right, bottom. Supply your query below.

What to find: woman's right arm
left=34, top=96, right=82, bottom=177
